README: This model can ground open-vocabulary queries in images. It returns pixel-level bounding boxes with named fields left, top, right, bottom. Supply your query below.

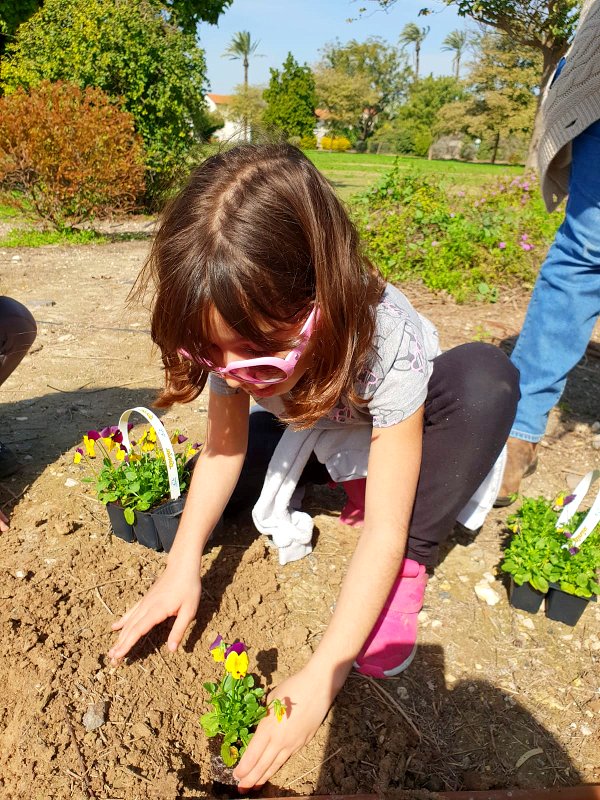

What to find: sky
left=198, top=0, right=471, bottom=95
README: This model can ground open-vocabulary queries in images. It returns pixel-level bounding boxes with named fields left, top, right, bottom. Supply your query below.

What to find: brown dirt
left=0, top=237, right=599, bottom=800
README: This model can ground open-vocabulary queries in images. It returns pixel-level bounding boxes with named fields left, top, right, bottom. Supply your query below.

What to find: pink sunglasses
left=180, top=307, right=317, bottom=385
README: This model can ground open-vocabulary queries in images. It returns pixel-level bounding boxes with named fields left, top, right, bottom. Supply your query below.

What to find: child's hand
left=233, top=663, right=339, bottom=790
left=108, top=562, right=201, bottom=665
left=0, top=508, right=9, bottom=532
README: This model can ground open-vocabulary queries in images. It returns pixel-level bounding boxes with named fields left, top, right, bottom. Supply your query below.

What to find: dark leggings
left=225, top=342, right=519, bottom=566
left=0, top=296, right=37, bottom=388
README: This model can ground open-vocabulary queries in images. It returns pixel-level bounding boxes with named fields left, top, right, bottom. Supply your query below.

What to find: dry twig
left=61, top=695, right=97, bottom=800
left=361, top=675, right=424, bottom=742
left=283, top=746, right=342, bottom=788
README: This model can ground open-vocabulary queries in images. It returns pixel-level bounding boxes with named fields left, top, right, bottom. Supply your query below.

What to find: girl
left=109, top=143, right=519, bottom=789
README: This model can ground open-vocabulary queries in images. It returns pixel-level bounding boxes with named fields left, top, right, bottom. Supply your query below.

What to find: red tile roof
left=206, top=93, right=234, bottom=105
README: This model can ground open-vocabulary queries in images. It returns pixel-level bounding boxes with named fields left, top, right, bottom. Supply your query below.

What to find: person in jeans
left=0, top=296, right=37, bottom=530
left=496, top=0, right=600, bottom=504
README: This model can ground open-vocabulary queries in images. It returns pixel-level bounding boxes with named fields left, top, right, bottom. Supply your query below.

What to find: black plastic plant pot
left=106, top=502, right=135, bottom=543
left=208, top=736, right=237, bottom=790
left=545, top=585, right=595, bottom=626
left=152, top=495, right=186, bottom=553
left=509, top=577, right=545, bottom=614
left=133, top=510, right=162, bottom=551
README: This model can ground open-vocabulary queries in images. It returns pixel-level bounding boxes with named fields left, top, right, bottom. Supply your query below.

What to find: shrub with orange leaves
left=0, top=80, right=145, bottom=227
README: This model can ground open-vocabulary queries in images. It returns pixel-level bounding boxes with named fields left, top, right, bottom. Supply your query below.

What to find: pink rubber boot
left=354, top=558, right=428, bottom=678
left=337, top=478, right=366, bottom=527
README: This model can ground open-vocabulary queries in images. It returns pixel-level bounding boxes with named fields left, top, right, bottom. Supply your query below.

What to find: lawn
left=307, top=150, right=524, bottom=200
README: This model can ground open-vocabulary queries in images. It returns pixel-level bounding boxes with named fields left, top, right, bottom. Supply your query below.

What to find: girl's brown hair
left=140, top=142, right=384, bottom=428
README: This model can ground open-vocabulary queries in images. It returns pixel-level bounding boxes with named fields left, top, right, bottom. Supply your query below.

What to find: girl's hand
left=0, top=508, right=9, bottom=532
left=233, top=663, right=341, bottom=790
left=108, top=561, right=201, bottom=665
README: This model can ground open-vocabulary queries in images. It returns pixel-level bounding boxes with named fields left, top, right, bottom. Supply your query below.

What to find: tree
left=316, top=37, right=410, bottom=144
left=369, top=0, right=580, bottom=164
left=0, top=0, right=231, bottom=57
left=374, top=75, right=462, bottom=155
left=0, top=0, right=43, bottom=57
left=223, top=31, right=263, bottom=140
left=228, top=84, right=266, bottom=138
left=315, top=65, right=377, bottom=139
left=437, top=32, right=541, bottom=163
left=441, top=29, right=469, bottom=80
left=223, top=31, right=263, bottom=88
left=1, top=0, right=212, bottom=203
left=162, top=0, right=232, bottom=32
left=263, top=53, right=316, bottom=140
left=399, top=22, right=429, bottom=80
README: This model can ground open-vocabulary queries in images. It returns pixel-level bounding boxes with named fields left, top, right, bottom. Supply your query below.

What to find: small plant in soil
left=501, top=495, right=600, bottom=598
left=201, top=637, right=285, bottom=768
left=73, top=425, right=199, bottom=524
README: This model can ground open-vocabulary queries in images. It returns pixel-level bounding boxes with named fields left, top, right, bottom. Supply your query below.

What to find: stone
left=474, top=579, right=501, bottom=605
left=64, top=478, right=78, bottom=488
left=83, top=700, right=107, bottom=731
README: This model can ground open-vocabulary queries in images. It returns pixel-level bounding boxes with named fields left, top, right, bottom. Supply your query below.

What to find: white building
left=205, top=94, right=247, bottom=143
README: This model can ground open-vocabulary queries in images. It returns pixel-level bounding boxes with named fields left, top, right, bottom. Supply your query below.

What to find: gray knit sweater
left=538, top=0, right=600, bottom=211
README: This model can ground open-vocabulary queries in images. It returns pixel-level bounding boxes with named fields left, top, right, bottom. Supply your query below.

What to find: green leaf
left=221, top=742, right=239, bottom=767
left=124, top=507, right=135, bottom=525
left=199, top=712, right=220, bottom=737
left=530, top=574, right=548, bottom=593
left=203, top=682, right=217, bottom=694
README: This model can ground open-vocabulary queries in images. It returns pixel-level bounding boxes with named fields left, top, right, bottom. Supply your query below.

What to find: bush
left=0, top=81, right=145, bottom=227
left=353, top=163, right=561, bottom=301
left=320, top=135, right=351, bottom=152
left=299, top=134, right=317, bottom=150
left=1, top=0, right=211, bottom=208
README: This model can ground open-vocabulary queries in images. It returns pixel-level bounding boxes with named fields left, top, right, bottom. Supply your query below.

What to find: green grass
left=0, top=227, right=106, bottom=247
left=0, top=203, right=22, bottom=220
left=306, top=150, right=524, bottom=201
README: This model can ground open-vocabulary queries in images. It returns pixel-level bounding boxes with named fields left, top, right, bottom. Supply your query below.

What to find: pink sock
left=338, top=478, right=367, bottom=527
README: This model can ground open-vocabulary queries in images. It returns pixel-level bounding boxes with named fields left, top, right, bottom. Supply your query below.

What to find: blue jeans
left=510, top=119, right=600, bottom=442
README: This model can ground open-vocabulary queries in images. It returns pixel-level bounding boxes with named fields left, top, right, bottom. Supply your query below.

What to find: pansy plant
left=201, top=637, right=286, bottom=767
left=501, top=495, right=600, bottom=598
left=73, top=425, right=200, bottom=524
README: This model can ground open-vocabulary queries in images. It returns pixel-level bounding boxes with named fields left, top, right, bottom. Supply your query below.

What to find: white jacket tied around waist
left=252, top=414, right=507, bottom=565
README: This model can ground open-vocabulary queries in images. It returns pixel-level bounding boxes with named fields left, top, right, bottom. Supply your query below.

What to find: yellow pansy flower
left=224, top=650, right=249, bottom=680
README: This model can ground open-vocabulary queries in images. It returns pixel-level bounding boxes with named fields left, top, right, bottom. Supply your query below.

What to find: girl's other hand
left=108, top=561, right=201, bottom=665
left=0, top=508, right=9, bottom=532
left=233, top=663, right=339, bottom=790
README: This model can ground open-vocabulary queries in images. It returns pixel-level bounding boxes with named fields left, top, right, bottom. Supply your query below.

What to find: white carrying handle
left=555, top=469, right=600, bottom=550
left=118, top=407, right=181, bottom=501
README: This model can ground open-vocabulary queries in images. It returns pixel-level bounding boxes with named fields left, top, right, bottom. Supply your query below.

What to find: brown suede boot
left=494, top=437, right=538, bottom=507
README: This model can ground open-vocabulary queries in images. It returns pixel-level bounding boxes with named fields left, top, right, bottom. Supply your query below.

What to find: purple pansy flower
left=225, top=641, right=247, bottom=657
left=86, top=430, right=101, bottom=440
left=563, top=531, right=573, bottom=539
left=563, top=494, right=575, bottom=505
left=177, top=434, right=188, bottom=444
left=568, top=546, right=579, bottom=556
left=498, top=242, right=506, bottom=250
left=209, top=634, right=223, bottom=651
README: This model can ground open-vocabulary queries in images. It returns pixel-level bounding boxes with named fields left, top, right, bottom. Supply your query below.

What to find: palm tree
left=222, top=31, right=262, bottom=90
left=399, top=22, right=430, bottom=80
left=442, top=30, right=469, bottom=80
left=222, top=31, right=263, bottom=141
